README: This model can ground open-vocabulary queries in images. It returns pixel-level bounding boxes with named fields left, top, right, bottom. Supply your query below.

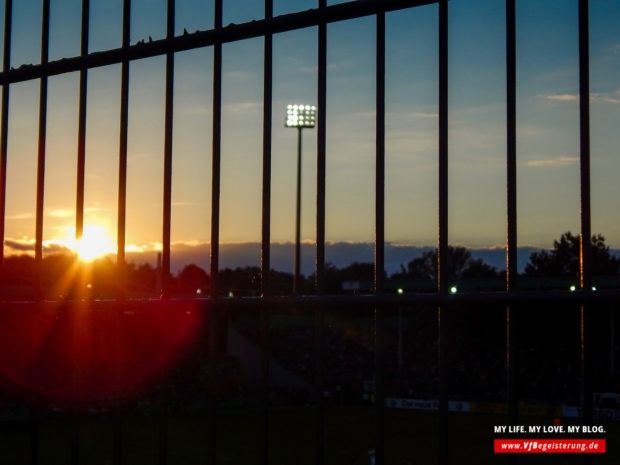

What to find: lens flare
left=0, top=301, right=204, bottom=407
left=75, top=225, right=114, bottom=261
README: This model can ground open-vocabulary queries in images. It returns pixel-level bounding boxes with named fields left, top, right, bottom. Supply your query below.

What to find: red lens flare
left=0, top=301, right=205, bottom=408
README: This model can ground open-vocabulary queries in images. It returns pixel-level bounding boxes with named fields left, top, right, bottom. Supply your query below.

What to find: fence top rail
left=1, top=289, right=618, bottom=310
left=0, top=0, right=436, bottom=86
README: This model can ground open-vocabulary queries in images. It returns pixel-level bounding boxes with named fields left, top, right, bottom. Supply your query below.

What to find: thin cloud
left=595, top=94, right=620, bottom=104
left=5, top=237, right=75, bottom=254
left=48, top=209, right=73, bottom=218
left=4, top=238, right=34, bottom=252
left=46, top=207, right=104, bottom=218
left=6, top=212, right=33, bottom=220
left=544, top=94, right=578, bottom=102
left=542, top=92, right=620, bottom=104
left=225, top=101, right=262, bottom=113
left=171, top=240, right=208, bottom=248
left=403, top=111, right=438, bottom=119
left=524, top=156, right=578, bottom=167
left=43, top=241, right=73, bottom=254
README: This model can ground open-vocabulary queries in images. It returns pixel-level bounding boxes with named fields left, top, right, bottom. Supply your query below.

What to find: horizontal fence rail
left=0, top=289, right=614, bottom=311
left=0, top=0, right=436, bottom=86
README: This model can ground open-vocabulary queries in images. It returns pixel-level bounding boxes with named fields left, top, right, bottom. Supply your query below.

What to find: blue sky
left=1, top=0, right=619, bottom=270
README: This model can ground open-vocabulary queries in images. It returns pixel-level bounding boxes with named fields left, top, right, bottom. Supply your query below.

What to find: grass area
left=0, top=407, right=617, bottom=464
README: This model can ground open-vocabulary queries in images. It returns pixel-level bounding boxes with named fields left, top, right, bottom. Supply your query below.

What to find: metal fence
left=0, top=1, right=615, bottom=464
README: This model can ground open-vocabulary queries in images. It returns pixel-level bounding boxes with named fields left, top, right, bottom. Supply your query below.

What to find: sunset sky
left=2, top=0, right=619, bottom=270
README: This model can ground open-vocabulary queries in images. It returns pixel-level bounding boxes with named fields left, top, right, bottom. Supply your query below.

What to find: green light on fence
left=570, top=285, right=576, bottom=292
left=450, top=286, right=458, bottom=294
left=397, top=288, right=404, bottom=295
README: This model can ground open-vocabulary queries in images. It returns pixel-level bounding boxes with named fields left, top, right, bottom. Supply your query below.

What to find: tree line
left=1, top=231, right=618, bottom=298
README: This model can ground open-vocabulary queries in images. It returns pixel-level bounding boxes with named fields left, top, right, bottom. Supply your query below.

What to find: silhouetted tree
left=178, top=264, right=209, bottom=294
left=337, top=262, right=376, bottom=282
left=309, top=262, right=379, bottom=293
left=461, top=257, right=499, bottom=278
left=393, top=246, right=498, bottom=279
left=3, top=254, right=36, bottom=285
left=90, top=256, right=118, bottom=297
left=267, top=269, right=296, bottom=295
left=130, top=262, right=158, bottom=293
left=219, top=267, right=261, bottom=296
left=525, top=231, right=620, bottom=277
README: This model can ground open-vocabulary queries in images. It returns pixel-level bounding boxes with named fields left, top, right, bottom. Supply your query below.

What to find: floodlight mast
left=285, top=104, right=316, bottom=294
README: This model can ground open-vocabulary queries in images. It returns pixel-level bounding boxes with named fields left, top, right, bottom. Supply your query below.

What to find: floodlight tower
left=285, top=104, right=316, bottom=294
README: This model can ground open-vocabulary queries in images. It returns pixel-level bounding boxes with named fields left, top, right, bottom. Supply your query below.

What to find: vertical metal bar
left=210, top=1, right=222, bottom=299
left=505, top=0, right=517, bottom=295
left=375, top=11, right=385, bottom=297
left=437, top=0, right=448, bottom=292
left=75, top=0, right=90, bottom=242
left=578, top=1, right=593, bottom=452
left=35, top=0, right=50, bottom=299
left=31, top=5, right=50, bottom=462
left=397, top=307, right=403, bottom=375
left=30, top=396, right=39, bottom=465
left=161, top=0, right=175, bottom=300
left=158, top=383, right=169, bottom=465
left=159, top=3, right=174, bottom=462
left=71, top=5, right=90, bottom=463
left=114, top=4, right=131, bottom=463
left=209, top=2, right=223, bottom=463
left=579, top=0, right=591, bottom=294
left=611, top=305, right=615, bottom=377
left=261, top=0, right=273, bottom=300
left=259, top=297, right=270, bottom=465
left=314, top=302, right=325, bottom=465
left=374, top=306, right=385, bottom=462
left=70, top=309, right=80, bottom=465
left=316, top=0, right=327, bottom=297
left=260, top=1, right=273, bottom=463
left=207, top=304, right=219, bottom=465
left=294, top=126, right=302, bottom=294
left=117, top=0, right=131, bottom=297
left=437, top=1, right=449, bottom=464
left=315, top=2, right=327, bottom=464
left=0, top=0, right=12, bottom=271
left=112, top=305, right=123, bottom=465
left=374, top=10, right=385, bottom=465
left=505, top=2, right=519, bottom=457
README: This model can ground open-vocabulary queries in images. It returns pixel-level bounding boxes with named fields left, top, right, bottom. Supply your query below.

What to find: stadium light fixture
left=285, top=104, right=316, bottom=128
left=286, top=103, right=317, bottom=294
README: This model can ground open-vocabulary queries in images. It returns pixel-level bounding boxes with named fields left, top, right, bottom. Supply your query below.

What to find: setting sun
left=74, top=225, right=114, bottom=261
